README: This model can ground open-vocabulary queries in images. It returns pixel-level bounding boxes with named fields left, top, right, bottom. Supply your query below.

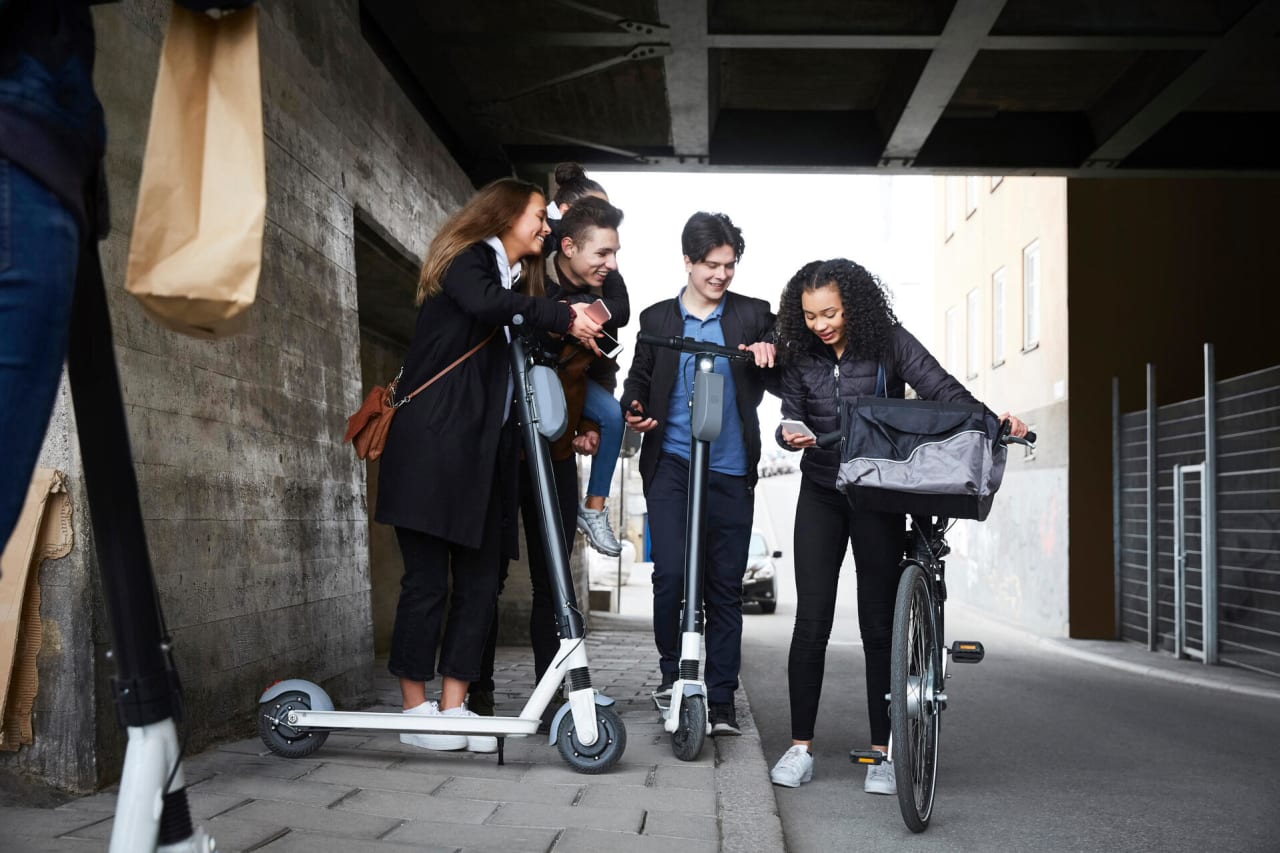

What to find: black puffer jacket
left=778, top=324, right=981, bottom=489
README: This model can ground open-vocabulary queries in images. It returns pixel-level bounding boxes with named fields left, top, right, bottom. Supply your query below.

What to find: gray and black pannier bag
left=834, top=390, right=1008, bottom=521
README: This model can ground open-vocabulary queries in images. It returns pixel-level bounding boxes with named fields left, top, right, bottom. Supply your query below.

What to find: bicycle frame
left=905, top=515, right=951, bottom=698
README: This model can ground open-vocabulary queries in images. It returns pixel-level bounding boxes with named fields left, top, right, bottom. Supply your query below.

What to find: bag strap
left=392, top=329, right=497, bottom=408
left=875, top=363, right=886, bottom=398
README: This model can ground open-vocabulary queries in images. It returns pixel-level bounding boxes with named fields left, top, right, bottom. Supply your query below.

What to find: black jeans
left=647, top=453, right=754, bottom=705
left=474, top=455, right=576, bottom=691
left=388, top=468, right=503, bottom=684
left=789, top=475, right=905, bottom=744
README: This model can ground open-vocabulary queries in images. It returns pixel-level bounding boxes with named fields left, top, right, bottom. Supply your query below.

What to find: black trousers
left=647, top=453, right=754, bottom=705
left=789, top=475, right=905, bottom=744
left=474, top=455, right=577, bottom=691
left=388, top=466, right=504, bottom=684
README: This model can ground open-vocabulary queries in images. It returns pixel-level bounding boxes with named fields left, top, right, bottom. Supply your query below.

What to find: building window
left=992, top=266, right=1006, bottom=366
left=1023, top=240, right=1041, bottom=351
left=945, top=306, right=960, bottom=373
left=945, top=177, right=961, bottom=239
left=965, top=176, right=979, bottom=217
left=966, top=288, right=980, bottom=379
left=990, top=175, right=1004, bottom=191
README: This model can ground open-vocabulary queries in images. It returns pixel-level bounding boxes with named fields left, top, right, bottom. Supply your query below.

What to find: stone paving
left=0, top=614, right=784, bottom=852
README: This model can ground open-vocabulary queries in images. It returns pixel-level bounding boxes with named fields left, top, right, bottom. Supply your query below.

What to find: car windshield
left=748, top=533, right=768, bottom=557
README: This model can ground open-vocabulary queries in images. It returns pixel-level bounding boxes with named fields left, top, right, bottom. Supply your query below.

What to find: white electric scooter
left=256, top=317, right=626, bottom=773
left=637, top=332, right=753, bottom=761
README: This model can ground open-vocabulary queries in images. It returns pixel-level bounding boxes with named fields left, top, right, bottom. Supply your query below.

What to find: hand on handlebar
left=624, top=400, right=658, bottom=433
left=739, top=341, right=776, bottom=368
left=998, top=412, right=1029, bottom=439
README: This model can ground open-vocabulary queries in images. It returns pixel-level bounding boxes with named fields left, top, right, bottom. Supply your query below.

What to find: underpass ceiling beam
left=879, top=0, right=1009, bottom=167
left=658, top=0, right=711, bottom=159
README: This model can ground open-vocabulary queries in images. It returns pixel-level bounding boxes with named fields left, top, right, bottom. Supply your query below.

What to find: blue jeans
left=646, top=453, right=753, bottom=704
left=0, top=158, right=81, bottom=551
left=581, top=379, right=624, bottom=499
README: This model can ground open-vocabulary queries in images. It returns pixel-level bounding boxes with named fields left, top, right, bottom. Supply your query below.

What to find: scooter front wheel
left=259, top=691, right=328, bottom=759
left=557, top=705, right=627, bottom=774
left=671, top=695, right=706, bottom=761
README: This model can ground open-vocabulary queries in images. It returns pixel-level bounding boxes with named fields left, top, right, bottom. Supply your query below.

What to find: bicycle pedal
left=850, top=749, right=887, bottom=766
left=950, top=640, right=985, bottom=663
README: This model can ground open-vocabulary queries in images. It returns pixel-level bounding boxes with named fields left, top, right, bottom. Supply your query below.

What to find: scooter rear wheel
left=259, top=691, right=328, bottom=759
left=557, top=705, right=627, bottom=774
left=671, top=694, right=706, bottom=761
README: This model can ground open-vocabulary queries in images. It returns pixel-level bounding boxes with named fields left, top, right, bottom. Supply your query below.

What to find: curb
left=948, top=601, right=1280, bottom=703
left=715, top=678, right=786, bottom=853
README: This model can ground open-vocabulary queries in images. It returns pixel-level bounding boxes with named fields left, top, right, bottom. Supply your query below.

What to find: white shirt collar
left=483, top=236, right=520, bottom=291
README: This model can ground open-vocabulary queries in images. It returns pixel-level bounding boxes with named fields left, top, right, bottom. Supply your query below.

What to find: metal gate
left=1115, top=346, right=1280, bottom=677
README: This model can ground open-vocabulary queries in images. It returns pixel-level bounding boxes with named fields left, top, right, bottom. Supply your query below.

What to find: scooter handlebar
left=636, top=332, right=754, bottom=361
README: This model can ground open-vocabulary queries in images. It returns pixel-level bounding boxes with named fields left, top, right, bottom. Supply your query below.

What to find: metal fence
left=1115, top=346, right=1280, bottom=677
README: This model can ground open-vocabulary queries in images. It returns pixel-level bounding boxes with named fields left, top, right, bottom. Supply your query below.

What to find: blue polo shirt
left=660, top=291, right=748, bottom=476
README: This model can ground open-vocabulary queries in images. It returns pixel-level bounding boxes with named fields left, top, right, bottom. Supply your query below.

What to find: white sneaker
left=577, top=504, right=622, bottom=556
left=770, top=745, right=814, bottom=788
left=399, top=701, right=466, bottom=751
left=864, top=761, right=896, bottom=795
left=442, top=705, right=498, bottom=753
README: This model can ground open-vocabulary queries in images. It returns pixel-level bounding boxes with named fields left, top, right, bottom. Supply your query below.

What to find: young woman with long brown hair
left=374, top=178, right=603, bottom=752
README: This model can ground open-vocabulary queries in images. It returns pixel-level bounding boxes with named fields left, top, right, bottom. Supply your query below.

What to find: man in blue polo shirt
left=621, top=212, right=778, bottom=735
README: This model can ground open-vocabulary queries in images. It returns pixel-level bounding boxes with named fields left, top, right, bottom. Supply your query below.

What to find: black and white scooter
left=637, top=332, right=752, bottom=761
left=257, top=316, right=627, bottom=773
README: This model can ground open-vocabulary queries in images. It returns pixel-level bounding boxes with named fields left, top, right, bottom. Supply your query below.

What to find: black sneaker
left=654, top=677, right=675, bottom=701
left=468, top=689, right=495, bottom=717
left=708, top=702, right=741, bottom=736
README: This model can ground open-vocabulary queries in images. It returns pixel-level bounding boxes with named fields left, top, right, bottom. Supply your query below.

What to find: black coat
left=544, top=255, right=630, bottom=392
left=375, top=242, right=571, bottom=551
left=621, top=291, right=780, bottom=494
left=778, top=324, right=981, bottom=489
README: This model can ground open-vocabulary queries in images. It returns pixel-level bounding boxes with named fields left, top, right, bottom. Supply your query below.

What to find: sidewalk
left=1, top=611, right=783, bottom=852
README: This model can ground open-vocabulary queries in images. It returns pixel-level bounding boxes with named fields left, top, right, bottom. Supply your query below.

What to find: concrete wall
left=933, top=176, right=1071, bottom=635
left=1065, top=178, right=1280, bottom=639
left=2, top=0, right=475, bottom=792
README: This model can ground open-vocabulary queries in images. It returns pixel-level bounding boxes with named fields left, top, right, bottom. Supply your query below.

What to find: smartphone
left=598, top=330, right=624, bottom=359
left=583, top=299, right=611, bottom=325
left=780, top=418, right=816, bottom=439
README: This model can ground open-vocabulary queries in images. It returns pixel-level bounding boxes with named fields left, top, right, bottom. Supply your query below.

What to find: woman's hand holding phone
left=780, top=418, right=816, bottom=449
left=566, top=306, right=604, bottom=356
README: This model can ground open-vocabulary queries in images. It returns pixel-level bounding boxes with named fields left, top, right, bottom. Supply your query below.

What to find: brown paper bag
left=125, top=5, right=265, bottom=339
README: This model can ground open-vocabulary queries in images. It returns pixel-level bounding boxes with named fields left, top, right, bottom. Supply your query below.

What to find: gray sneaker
left=770, top=745, right=814, bottom=787
left=577, top=503, right=622, bottom=556
left=864, top=761, right=896, bottom=795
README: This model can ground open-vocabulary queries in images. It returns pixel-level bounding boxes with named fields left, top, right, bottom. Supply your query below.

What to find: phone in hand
left=583, top=299, right=611, bottom=325
left=780, top=418, right=816, bottom=439
left=598, top=330, right=623, bottom=359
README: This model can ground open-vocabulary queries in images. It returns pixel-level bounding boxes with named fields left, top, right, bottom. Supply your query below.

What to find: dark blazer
left=778, top=324, right=981, bottom=488
left=375, top=242, right=571, bottom=551
left=620, top=291, right=780, bottom=494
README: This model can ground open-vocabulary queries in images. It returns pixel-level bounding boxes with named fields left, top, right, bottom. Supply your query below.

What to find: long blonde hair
left=417, top=178, right=547, bottom=305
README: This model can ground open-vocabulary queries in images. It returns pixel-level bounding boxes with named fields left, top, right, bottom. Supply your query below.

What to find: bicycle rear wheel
left=890, top=563, right=941, bottom=833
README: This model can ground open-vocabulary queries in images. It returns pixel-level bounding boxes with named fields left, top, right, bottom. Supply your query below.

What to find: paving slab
left=255, top=829, right=455, bottom=853
left=381, top=820, right=561, bottom=852
left=486, top=800, right=646, bottom=833
left=554, top=826, right=719, bottom=853
left=331, top=786, right=498, bottom=823
left=219, top=798, right=404, bottom=839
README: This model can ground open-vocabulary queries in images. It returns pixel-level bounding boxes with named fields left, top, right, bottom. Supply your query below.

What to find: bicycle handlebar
left=636, top=332, right=754, bottom=362
left=813, top=426, right=1036, bottom=451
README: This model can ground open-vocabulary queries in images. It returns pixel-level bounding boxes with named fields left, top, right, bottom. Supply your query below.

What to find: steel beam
left=880, top=0, right=1008, bottom=166
left=658, top=0, right=711, bottom=158
left=441, top=32, right=1215, bottom=51
left=1085, top=0, right=1280, bottom=167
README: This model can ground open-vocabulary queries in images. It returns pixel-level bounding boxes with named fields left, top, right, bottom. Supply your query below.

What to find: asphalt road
left=742, top=472, right=1280, bottom=853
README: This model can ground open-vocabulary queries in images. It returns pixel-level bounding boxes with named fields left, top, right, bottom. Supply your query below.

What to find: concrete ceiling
left=359, top=0, right=1280, bottom=183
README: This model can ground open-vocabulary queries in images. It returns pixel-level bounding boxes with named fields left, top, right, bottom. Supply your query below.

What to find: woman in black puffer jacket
left=765, top=258, right=1027, bottom=793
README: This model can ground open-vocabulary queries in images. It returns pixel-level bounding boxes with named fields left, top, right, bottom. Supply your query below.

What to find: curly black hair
left=775, top=258, right=898, bottom=362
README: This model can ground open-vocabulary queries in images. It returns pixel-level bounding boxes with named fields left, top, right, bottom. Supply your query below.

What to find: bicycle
left=848, top=426, right=1036, bottom=832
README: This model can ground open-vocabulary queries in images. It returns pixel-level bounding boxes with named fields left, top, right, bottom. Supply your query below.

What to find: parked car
left=742, top=530, right=781, bottom=614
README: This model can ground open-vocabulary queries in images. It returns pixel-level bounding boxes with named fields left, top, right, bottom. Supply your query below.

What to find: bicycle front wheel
left=890, top=563, right=941, bottom=833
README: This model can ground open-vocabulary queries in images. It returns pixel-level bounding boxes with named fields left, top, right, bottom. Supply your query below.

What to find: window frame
left=945, top=305, right=961, bottom=374
left=965, top=175, right=979, bottom=218
left=991, top=266, right=1007, bottom=367
left=965, top=288, right=980, bottom=379
left=1022, top=240, right=1041, bottom=352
